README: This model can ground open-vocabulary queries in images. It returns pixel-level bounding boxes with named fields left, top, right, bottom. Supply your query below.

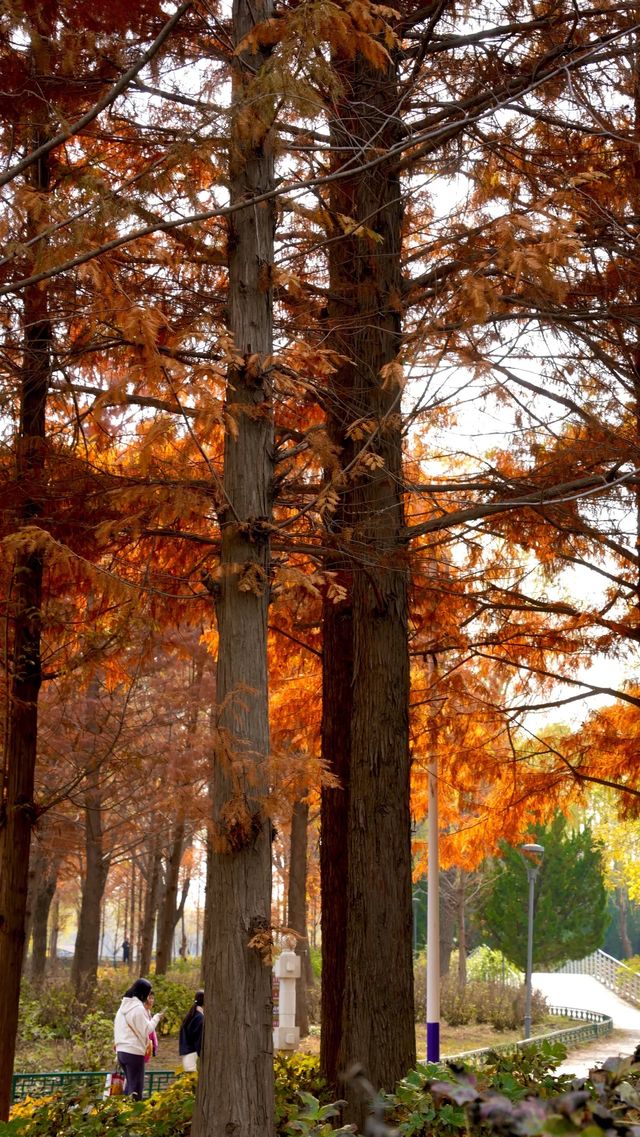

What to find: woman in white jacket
left=113, top=978, right=164, bottom=1099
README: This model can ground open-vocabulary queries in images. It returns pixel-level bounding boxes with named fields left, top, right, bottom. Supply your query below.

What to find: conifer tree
left=482, top=814, right=609, bottom=970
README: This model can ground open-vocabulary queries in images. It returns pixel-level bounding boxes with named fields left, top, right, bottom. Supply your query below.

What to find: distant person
left=122, top=939, right=130, bottom=965
left=178, top=989, right=204, bottom=1072
left=114, top=978, right=165, bottom=1098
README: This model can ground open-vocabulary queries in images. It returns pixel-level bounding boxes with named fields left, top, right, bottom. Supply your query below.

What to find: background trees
left=481, top=815, right=609, bottom=971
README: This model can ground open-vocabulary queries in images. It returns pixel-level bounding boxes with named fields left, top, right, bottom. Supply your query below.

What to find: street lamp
left=520, top=843, right=544, bottom=1040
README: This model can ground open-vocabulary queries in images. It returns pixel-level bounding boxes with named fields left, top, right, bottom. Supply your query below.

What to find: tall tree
left=0, top=20, right=52, bottom=1115
left=192, top=0, right=276, bottom=1132
left=322, top=25, right=415, bottom=1109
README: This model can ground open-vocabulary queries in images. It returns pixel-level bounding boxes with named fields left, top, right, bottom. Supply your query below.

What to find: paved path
left=533, top=972, right=640, bottom=1077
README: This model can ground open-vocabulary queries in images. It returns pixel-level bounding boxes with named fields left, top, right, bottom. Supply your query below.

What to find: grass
left=295, top=1016, right=578, bottom=1059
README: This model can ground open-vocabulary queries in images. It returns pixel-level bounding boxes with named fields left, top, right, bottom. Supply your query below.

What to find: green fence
left=11, top=1068, right=176, bottom=1105
left=446, top=1005, right=613, bottom=1066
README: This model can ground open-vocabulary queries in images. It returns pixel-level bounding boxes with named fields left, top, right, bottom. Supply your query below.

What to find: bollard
left=273, top=938, right=301, bottom=1051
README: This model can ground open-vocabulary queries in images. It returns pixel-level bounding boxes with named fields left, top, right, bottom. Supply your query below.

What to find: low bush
left=18, top=982, right=81, bottom=1043
left=4, top=1055, right=330, bottom=1137
left=18, top=966, right=201, bottom=1055
left=5, top=1072, right=196, bottom=1137
left=9, top=1039, right=640, bottom=1137
left=65, top=1013, right=116, bottom=1072
left=465, top=947, right=522, bottom=986
left=388, top=1045, right=640, bottom=1137
left=275, top=1054, right=332, bottom=1135
left=414, top=969, right=548, bottom=1033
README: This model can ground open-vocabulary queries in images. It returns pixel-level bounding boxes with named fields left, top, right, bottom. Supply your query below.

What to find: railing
left=559, top=949, right=640, bottom=1008
left=446, top=1006, right=613, bottom=1067
left=11, top=1068, right=175, bottom=1105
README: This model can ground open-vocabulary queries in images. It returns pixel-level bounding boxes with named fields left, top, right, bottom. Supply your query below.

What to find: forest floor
left=296, top=1018, right=576, bottom=1060
left=14, top=1018, right=574, bottom=1075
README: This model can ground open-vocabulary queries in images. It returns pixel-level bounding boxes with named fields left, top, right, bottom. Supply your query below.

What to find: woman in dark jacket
left=179, top=989, right=204, bottom=1071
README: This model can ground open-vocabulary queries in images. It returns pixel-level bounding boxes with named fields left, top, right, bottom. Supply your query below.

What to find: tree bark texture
left=322, top=45, right=415, bottom=1111
left=48, top=895, right=60, bottom=971
left=72, top=752, right=110, bottom=1003
left=31, top=851, right=59, bottom=984
left=439, top=867, right=458, bottom=978
left=155, top=818, right=186, bottom=974
left=139, top=835, right=162, bottom=976
left=23, top=847, right=42, bottom=976
left=320, top=586, right=352, bottom=1083
left=457, top=872, right=467, bottom=987
left=616, top=886, right=633, bottom=959
left=192, top=4, right=275, bottom=1134
left=288, top=797, right=311, bottom=1037
left=0, top=117, right=50, bottom=1119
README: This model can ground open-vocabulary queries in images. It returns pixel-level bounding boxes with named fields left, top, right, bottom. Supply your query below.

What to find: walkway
left=533, top=971, right=640, bottom=1077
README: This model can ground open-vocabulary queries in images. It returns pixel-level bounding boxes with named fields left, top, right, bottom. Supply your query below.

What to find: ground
left=532, top=971, right=640, bottom=1077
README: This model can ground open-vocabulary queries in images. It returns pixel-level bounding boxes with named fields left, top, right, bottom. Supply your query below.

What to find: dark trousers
left=117, top=1051, right=145, bottom=1099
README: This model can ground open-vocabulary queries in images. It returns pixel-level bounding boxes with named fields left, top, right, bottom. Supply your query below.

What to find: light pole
left=426, top=754, right=440, bottom=1062
left=520, top=843, right=544, bottom=1040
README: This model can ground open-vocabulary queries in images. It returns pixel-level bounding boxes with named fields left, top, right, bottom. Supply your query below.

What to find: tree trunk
left=288, top=797, right=311, bottom=1038
left=31, top=854, right=59, bottom=985
left=439, top=868, right=457, bottom=977
left=128, top=862, right=136, bottom=971
left=457, top=871, right=467, bottom=988
left=322, top=42, right=415, bottom=1116
left=0, top=99, right=50, bottom=1117
left=48, top=894, right=60, bottom=972
left=192, top=2, right=275, bottom=1133
left=155, top=818, right=186, bottom=974
left=617, top=886, right=633, bottom=959
left=320, top=595, right=352, bottom=1084
left=71, top=730, right=110, bottom=1003
left=22, top=847, right=43, bottom=976
left=139, top=835, right=162, bottom=976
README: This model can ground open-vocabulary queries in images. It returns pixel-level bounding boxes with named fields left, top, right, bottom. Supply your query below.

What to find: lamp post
left=520, top=843, right=544, bottom=1040
left=426, top=754, right=440, bottom=1062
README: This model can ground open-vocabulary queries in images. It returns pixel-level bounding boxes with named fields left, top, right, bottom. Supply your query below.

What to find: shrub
left=416, top=974, right=548, bottom=1033
left=147, top=977, right=196, bottom=1037
left=66, top=1013, right=115, bottom=1071
left=440, top=978, right=475, bottom=1027
left=466, top=947, right=522, bottom=986
left=5, top=1074, right=195, bottom=1137
left=386, top=1040, right=572, bottom=1136
left=4, top=1056, right=329, bottom=1137
left=308, top=947, right=322, bottom=981
left=9, top=1044, right=640, bottom=1137
left=18, top=982, right=81, bottom=1042
left=275, top=1054, right=332, bottom=1136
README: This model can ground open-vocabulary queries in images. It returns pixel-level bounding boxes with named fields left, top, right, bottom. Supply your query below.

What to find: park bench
left=11, top=1068, right=176, bottom=1104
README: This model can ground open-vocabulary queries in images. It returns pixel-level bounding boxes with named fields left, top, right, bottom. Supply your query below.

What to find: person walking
left=114, top=978, right=165, bottom=1098
left=178, top=989, right=204, bottom=1072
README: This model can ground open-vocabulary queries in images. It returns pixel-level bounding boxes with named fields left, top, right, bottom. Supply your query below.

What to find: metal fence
left=559, top=949, right=640, bottom=1008
left=446, top=1006, right=613, bottom=1067
left=11, top=1068, right=175, bottom=1105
